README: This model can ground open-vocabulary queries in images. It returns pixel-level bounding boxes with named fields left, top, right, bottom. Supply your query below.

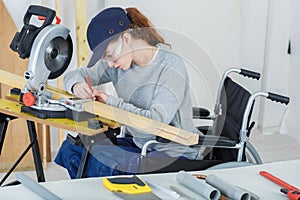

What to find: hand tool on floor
left=176, top=171, right=221, bottom=200
left=103, top=175, right=161, bottom=200
left=10, top=5, right=95, bottom=122
left=260, top=171, right=300, bottom=200
left=259, top=171, right=300, bottom=191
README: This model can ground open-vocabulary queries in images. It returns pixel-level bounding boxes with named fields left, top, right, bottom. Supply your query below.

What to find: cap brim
left=87, top=38, right=111, bottom=67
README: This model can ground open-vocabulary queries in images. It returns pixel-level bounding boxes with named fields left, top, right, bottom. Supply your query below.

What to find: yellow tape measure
left=103, top=175, right=152, bottom=194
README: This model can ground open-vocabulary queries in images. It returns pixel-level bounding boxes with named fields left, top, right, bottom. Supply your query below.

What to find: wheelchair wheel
left=245, top=141, right=263, bottom=164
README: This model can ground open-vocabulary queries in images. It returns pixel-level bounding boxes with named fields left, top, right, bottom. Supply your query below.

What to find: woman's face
left=103, top=36, right=132, bottom=70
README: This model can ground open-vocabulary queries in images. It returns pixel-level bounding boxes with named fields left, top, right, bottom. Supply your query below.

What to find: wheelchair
left=138, top=67, right=290, bottom=174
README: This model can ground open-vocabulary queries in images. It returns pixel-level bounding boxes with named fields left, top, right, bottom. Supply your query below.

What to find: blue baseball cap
left=87, top=7, right=131, bottom=67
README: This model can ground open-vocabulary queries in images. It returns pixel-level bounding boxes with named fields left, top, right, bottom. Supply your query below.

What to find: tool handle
left=38, top=16, right=61, bottom=24
left=24, top=5, right=56, bottom=27
left=259, top=171, right=299, bottom=191
left=176, top=171, right=220, bottom=200
left=205, top=174, right=251, bottom=200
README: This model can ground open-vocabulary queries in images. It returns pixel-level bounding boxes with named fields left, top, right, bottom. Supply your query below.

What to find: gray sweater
left=64, top=44, right=205, bottom=159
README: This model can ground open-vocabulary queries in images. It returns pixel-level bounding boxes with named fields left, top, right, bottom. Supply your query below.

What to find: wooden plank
left=84, top=101, right=199, bottom=146
left=0, top=98, right=108, bottom=136
left=74, top=0, right=90, bottom=66
left=0, top=69, right=73, bottom=99
left=0, top=70, right=118, bottom=128
left=0, top=70, right=198, bottom=145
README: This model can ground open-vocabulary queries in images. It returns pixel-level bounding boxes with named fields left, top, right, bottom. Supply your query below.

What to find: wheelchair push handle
left=240, top=68, right=261, bottom=80
left=267, top=92, right=290, bottom=105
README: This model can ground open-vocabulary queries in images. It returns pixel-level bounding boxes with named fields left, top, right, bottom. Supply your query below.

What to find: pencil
left=86, top=75, right=93, bottom=91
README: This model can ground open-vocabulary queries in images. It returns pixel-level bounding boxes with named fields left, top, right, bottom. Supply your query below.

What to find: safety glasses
left=102, top=36, right=123, bottom=62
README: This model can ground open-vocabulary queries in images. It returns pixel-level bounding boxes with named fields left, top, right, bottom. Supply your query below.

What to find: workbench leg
left=74, top=128, right=121, bottom=178
left=27, top=121, right=45, bottom=182
left=76, top=145, right=90, bottom=178
left=0, top=120, right=9, bottom=155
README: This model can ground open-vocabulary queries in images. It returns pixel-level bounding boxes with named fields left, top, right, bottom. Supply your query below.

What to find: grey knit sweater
left=63, top=44, right=204, bottom=159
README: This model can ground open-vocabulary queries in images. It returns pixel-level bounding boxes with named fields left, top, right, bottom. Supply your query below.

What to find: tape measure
left=103, top=175, right=161, bottom=199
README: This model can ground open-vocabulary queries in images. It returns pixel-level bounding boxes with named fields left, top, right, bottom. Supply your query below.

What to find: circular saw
left=10, top=5, right=73, bottom=116
left=24, top=24, right=73, bottom=96
left=10, top=5, right=95, bottom=122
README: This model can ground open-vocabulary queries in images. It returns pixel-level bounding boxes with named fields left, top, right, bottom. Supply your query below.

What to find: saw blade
left=44, top=35, right=72, bottom=79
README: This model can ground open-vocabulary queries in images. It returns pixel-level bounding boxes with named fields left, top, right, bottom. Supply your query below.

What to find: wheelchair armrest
left=156, top=136, right=171, bottom=143
left=156, top=134, right=236, bottom=148
left=197, top=125, right=212, bottom=135
left=197, top=135, right=236, bottom=147
left=193, top=107, right=211, bottom=119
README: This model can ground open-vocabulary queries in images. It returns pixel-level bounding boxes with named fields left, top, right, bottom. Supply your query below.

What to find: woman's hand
left=72, top=82, right=93, bottom=99
left=92, top=90, right=108, bottom=103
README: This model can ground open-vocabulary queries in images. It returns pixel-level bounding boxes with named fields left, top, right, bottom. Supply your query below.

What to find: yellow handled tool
left=103, top=175, right=161, bottom=199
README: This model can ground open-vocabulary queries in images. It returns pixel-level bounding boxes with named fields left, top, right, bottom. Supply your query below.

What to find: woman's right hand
left=72, top=82, right=93, bottom=99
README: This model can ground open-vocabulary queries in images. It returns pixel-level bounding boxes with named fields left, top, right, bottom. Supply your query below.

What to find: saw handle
left=10, top=5, right=57, bottom=59
left=38, top=16, right=61, bottom=24
left=24, top=5, right=56, bottom=27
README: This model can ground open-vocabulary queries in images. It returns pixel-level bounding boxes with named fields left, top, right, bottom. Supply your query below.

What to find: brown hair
left=125, top=7, right=170, bottom=47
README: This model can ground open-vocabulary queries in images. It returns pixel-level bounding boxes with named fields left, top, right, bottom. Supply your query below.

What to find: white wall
left=280, top=0, right=300, bottom=139
left=106, top=0, right=241, bottom=109
left=239, top=0, right=269, bottom=125
left=240, top=0, right=292, bottom=135
left=259, top=0, right=291, bottom=133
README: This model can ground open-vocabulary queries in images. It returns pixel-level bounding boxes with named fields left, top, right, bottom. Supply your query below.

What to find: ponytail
left=125, top=7, right=170, bottom=47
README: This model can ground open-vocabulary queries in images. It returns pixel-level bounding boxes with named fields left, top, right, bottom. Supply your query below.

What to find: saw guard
left=25, top=24, right=72, bottom=94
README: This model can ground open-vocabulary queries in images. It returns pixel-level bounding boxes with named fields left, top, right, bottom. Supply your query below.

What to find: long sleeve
left=106, top=65, right=187, bottom=125
left=63, top=59, right=111, bottom=94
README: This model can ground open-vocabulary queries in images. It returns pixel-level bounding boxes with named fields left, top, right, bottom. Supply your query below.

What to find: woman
left=56, top=7, right=205, bottom=178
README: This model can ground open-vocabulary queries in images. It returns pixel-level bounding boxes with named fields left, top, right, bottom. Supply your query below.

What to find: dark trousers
left=54, top=136, right=169, bottom=178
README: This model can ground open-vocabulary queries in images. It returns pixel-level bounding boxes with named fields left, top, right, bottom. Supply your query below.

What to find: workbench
left=0, top=159, right=299, bottom=199
left=0, top=97, right=116, bottom=186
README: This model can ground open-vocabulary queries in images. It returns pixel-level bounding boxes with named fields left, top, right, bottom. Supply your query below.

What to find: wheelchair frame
left=140, top=67, right=289, bottom=172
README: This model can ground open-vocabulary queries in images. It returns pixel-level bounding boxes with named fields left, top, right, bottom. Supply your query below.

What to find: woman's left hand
left=92, top=90, right=108, bottom=103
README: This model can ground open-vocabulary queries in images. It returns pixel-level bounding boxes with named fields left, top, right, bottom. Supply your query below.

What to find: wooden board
left=0, top=70, right=199, bottom=145
left=84, top=101, right=199, bottom=146
left=74, top=0, right=90, bottom=66
left=0, top=70, right=118, bottom=129
left=0, top=71, right=199, bottom=146
left=0, top=69, right=73, bottom=99
left=0, top=98, right=107, bottom=136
